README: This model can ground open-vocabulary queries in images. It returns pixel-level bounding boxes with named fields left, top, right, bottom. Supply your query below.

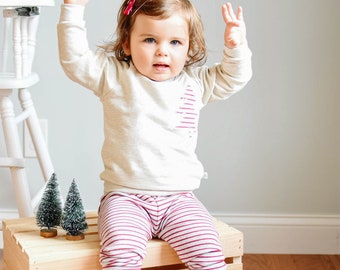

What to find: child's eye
left=170, top=40, right=181, bottom=46
left=144, top=38, right=155, bottom=43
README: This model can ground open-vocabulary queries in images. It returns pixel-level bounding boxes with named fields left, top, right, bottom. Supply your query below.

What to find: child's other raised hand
left=64, top=0, right=88, bottom=6
left=222, top=2, right=246, bottom=49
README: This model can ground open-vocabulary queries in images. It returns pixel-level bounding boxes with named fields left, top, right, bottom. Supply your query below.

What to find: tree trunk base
left=65, top=233, right=85, bottom=241
left=40, top=228, right=58, bottom=238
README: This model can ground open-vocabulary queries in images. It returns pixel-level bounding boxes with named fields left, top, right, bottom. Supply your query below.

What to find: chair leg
left=18, top=88, right=54, bottom=182
left=0, top=90, right=33, bottom=217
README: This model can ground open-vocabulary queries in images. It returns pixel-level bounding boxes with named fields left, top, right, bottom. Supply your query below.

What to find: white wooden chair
left=0, top=0, right=54, bottom=217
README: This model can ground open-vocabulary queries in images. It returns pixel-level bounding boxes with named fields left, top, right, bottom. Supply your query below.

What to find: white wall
left=1, top=0, right=339, bottom=253
left=194, top=0, right=340, bottom=216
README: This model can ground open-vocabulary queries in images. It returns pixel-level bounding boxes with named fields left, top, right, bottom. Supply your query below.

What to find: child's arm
left=197, top=2, right=252, bottom=104
left=222, top=2, right=246, bottom=49
left=58, top=0, right=108, bottom=93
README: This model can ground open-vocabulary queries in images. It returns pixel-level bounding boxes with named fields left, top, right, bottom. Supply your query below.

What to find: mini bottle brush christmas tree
left=61, top=179, right=88, bottom=240
left=36, top=173, right=62, bottom=238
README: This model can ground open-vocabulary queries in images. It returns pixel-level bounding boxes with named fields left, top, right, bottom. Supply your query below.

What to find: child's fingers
left=222, top=2, right=242, bottom=25
left=226, top=2, right=236, bottom=21
left=222, top=4, right=231, bottom=24
left=236, top=6, right=244, bottom=22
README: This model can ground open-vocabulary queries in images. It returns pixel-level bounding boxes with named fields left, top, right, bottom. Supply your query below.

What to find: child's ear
left=186, top=55, right=190, bottom=64
left=123, top=41, right=131, bottom=56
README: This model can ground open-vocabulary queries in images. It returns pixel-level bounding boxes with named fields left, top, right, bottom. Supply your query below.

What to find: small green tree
left=36, top=173, right=62, bottom=237
left=61, top=179, right=88, bottom=240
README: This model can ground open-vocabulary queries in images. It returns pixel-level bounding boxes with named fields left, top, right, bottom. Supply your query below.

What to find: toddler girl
left=58, top=0, right=252, bottom=269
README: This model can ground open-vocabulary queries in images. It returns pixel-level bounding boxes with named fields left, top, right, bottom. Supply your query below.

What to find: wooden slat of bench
left=3, top=212, right=243, bottom=270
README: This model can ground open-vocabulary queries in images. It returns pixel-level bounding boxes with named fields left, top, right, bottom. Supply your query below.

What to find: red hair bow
left=124, top=0, right=136, bottom=15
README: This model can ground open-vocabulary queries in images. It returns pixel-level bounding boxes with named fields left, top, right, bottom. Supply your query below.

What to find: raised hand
left=222, top=2, right=246, bottom=48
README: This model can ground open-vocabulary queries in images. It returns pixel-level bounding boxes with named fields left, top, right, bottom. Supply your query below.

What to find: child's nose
left=156, top=43, right=168, bottom=56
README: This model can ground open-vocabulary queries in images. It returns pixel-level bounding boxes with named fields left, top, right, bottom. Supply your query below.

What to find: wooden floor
left=0, top=251, right=339, bottom=270
left=243, top=254, right=340, bottom=270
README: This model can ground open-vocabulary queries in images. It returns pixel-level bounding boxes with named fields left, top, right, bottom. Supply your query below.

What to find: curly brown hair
left=101, top=0, right=207, bottom=67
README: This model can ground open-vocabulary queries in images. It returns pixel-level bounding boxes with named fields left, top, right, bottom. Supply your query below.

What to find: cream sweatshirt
left=57, top=4, right=252, bottom=195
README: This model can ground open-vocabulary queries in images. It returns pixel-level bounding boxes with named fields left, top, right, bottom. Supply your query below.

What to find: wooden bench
left=2, top=212, right=243, bottom=269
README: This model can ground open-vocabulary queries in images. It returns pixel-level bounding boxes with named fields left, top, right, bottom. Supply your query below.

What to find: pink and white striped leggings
left=98, top=192, right=226, bottom=270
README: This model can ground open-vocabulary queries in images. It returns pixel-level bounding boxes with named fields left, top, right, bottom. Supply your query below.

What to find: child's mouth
left=153, top=63, right=169, bottom=70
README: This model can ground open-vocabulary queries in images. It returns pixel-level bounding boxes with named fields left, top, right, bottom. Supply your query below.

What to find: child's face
left=123, top=13, right=190, bottom=82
